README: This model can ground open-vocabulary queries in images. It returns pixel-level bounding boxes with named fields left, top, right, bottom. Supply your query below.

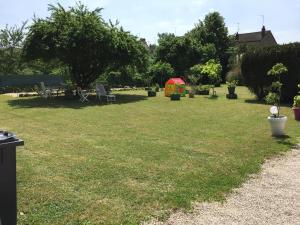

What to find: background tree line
left=0, top=3, right=232, bottom=89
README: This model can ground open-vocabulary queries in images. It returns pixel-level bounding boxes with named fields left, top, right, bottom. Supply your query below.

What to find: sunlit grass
left=1, top=86, right=298, bottom=224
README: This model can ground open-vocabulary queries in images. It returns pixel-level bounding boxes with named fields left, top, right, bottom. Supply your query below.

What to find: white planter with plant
left=188, top=75, right=198, bottom=98
left=265, top=63, right=288, bottom=137
left=268, top=107, right=287, bottom=136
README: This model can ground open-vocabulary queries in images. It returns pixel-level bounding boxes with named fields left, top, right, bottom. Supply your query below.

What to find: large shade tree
left=155, top=33, right=217, bottom=76
left=0, top=23, right=27, bottom=74
left=188, top=12, right=230, bottom=79
left=23, top=3, right=149, bottom=88
left=155, top=33, right=204, bottom=75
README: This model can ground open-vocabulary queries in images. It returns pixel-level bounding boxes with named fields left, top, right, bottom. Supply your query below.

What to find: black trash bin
left=0, top=131, right=24, bottom=225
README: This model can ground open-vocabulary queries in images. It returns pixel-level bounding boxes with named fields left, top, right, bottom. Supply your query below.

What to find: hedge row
left=0, top=74, right=64, bottom=93
left=241, top=43, right=300, bottom=102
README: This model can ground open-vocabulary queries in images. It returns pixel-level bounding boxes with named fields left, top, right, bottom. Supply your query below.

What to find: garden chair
left=96, top=84, right=116, bottom=103
left=77, top=88, right=89, bottom=102
left=37, top=82, right=52, bottom=98
left=34, top=85, right=43, bottom=97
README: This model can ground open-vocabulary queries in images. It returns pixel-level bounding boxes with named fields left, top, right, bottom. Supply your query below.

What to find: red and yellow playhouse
left=165, top=78, right=186, bottom=97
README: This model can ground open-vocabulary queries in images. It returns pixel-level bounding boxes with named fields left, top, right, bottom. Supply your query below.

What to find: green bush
left=0, top=74, right=64, bottom=93
left=227, top=80, right=238, bottom=88
left=148, top=90, right=156, bottom=97
left=196, top=85, right=210, bottom=95
left=241, top=43, right=300, bottom=102
left=149, top=62, right=174, bottom=87
left=198, top=85, right=211, bottom=91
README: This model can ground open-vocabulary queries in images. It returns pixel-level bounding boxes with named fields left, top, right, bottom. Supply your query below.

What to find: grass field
left=1, top=86, right=299, bottom=225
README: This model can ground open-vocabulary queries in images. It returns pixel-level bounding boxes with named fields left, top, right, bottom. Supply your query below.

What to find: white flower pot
left=268, top=116, right=287, bottom=136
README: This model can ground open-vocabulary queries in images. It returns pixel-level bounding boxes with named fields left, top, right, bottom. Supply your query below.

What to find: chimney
left=261, top=26, right=266, bottom=38
left=235, top=32, right=239, bottom=41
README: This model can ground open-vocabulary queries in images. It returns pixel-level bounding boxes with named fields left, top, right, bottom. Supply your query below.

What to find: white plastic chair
left=96, top=84, right=116, bottom=103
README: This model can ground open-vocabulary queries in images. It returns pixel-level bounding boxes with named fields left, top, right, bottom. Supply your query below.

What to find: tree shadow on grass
left=244, top=99, right=265, bottom=105
left=7, top=94, right=148, bottom=109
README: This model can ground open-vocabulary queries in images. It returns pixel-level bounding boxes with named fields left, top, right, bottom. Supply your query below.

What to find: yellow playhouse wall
left=165, top=84, right=176, bottom=97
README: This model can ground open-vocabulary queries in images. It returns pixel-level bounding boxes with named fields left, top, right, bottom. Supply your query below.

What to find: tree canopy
left=200, top=59, right=222, bottom=87
left=0, top=22, right=26, bottom=74
left=23, top=3, right=149, bottom=88
left=155, top=12, right=230, bottom=80
left=155, top=33, right=202, bottom=75
left=199, top=59, right=222, bottom=95
left=2, top=5, right=233, bottom=89
left=187, top=12, right=230, bottom=78
left=155, top=33, right=218, bottom=76
left=148, top=61, right=174, bottom=87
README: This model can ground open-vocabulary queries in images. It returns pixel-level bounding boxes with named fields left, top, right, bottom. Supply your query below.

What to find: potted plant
left=155, top=83, right=160, bottom=92
left=147, top=89, right=156, bottom=97
left=226, top=80, right=238, bottom=99
left=227, top=80, right=237, bottom=94
left=170, top=93, right=181, bottom=101
left=199, top=60, right=222, bottom=97
left=189, top=88, right=195, bottom=98
left=265, top=63, right=288, bottom=136
left=145, top=75, right=154, bottom=91
left=292, top=84, right=300, bottom=120
left=170, top=86, right=181, bottom=101
left=188, top=75, right=198, bottom=98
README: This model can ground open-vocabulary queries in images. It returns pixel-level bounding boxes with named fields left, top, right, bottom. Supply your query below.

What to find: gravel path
left=145, top=146, right=300, bottom=225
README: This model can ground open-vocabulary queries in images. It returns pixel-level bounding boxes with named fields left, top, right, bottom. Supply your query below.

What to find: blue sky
left=0, top=0, right=299, bottom=44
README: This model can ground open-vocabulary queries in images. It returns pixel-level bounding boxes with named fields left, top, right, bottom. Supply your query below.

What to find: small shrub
left=196, top=85, right=210, bottom=95
left=199, top=59, right=222, bottom=96
left=293, top=84, right=300, bottom=107
left=155, top=84, right=160, bottom=92
left=293, top=96, right=300, bottom=108
left=226, top=64, right=243, bottom=85
left=198, top=85, right=211, bottom=91
left=265, top=92, right=280, bottom=105
left=264, top=63, right=288, bottom=117
left=148, top=90, right=156, bottom=97
left=227, top=80, right=238, bottom=88
left=188, top=74, right=198, bottom=96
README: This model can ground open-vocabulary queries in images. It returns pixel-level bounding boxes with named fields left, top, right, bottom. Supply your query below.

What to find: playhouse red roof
left=166, top=78, right=185, bottom=85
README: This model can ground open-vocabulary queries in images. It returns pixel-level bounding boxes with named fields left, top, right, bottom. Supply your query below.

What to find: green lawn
left=2, top=86, right=299, bottom=225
